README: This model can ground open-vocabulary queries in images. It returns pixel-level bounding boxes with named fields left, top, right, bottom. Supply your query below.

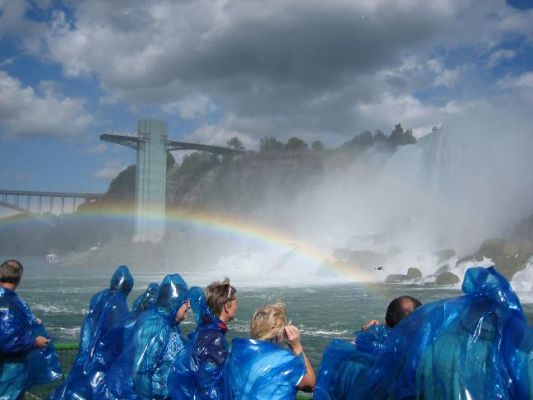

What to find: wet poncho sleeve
left=314, top=325, right=390, bottom=400
left=50, top=265, right=134, bottom=400
left=0, top=288, right=62, bottom=399
left=168, top=286, right=228, bottom=400
left=0, top=291, right=34, bottom=354
left=25, top=323, right=63, bottom=387
left=92, top=283, right=160, bottom=374
left=351, top=266, right=532, bottom=400
left=194, top=329, right=228, bottom=399
left=502, top=316, right=533, bottom=399
left=93, top=274, right=188, bottom=400
left=224, top=338, right=306, bottom=400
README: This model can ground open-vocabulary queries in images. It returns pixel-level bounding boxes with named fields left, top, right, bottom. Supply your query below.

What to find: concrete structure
left=101, top=119, right=239, bottom=242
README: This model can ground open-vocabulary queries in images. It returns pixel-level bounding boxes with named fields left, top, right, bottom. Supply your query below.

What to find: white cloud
left=183, top=124, right=257, bottom=149
left=162, top=93, right=216, bottom=120
left=4, top=0, right=533, bottom=141
left=94, top=159, right=128, bottom=180
left=0, top=70, right=94, bottom=137
left=498, top=72, right=533, bottom=89
left=83, top=143, right=108, bottom=154
left=487, top=49, right=516, bottom=68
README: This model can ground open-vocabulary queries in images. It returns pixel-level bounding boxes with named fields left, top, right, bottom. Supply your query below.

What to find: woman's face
left=225, top=296, right=238, bottom=322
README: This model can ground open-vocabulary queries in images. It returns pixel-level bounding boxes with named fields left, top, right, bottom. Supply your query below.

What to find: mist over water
left=224, top=113, right=533, bottom=285
left=45, top=113, right=533, bottom=290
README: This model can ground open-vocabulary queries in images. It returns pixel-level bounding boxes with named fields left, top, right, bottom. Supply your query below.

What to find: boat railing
left=24, top=343, right=313, bottom=399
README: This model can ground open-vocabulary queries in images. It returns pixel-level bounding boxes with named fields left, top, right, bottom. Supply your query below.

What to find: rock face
left=385, top=267, right=422, bottom=283
left=435, top=271, right=460, bottom=285
left=407, top=267, right=422, bottom=279
left=385, top=274, right=410, bottom=283
left=435, top=249, right=456, bottom=264
left=459, top=238, right=533, bottom=280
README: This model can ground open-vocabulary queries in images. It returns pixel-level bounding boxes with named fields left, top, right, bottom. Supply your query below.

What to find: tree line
left=225, top=123, right=418, bottom=153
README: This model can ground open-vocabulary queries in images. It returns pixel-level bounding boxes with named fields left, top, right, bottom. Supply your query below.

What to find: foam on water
left=511, top=259, right=533, bottom=304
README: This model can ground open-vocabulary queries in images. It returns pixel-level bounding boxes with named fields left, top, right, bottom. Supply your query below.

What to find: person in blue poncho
left=314, top=295, right=421, bottom=400
left=0, top=259, right=62, bottom=400
left=50, top=264, right=134, bottom=400
left=168, top=278, right=238, bottom=400
left=225, top=302, right=316, bottom=399
left=92, top=274, right=189, bottom=400
left=91, top=282, right=160, bottom=374
left=353, top=266, right=533, bottom=400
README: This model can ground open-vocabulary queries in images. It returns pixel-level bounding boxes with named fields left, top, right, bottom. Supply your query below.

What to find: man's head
left=250, top=303, right=288, bottom=343
left=0, top=259, right=23, bottom=289
left=385, top=295, right=422, bottom=328
left=205, top=277, right=237, bottom=323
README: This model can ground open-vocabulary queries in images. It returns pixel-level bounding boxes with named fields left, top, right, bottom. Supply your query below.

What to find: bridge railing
left=0, top=190, right=103, bottom=216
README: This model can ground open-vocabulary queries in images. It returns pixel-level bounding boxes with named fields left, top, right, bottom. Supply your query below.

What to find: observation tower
left=101, top=119, right=239, bottom=242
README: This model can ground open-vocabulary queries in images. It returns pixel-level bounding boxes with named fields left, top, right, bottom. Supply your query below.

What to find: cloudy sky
left=0, top=0, right=532, bottom=193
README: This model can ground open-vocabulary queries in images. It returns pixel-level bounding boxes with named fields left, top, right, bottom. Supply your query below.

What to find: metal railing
left=24, top=343, right=78, bottom=399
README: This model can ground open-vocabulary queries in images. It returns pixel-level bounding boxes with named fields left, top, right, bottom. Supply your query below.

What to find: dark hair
left=0, top=259, right=24, bottom=285
left=205, top=277, right=236, bottom=317
left=385, top=295, right=422, bottom=328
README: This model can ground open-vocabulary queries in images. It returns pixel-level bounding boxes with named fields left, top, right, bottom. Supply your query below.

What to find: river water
left=12, top=256, right=533, bottom=366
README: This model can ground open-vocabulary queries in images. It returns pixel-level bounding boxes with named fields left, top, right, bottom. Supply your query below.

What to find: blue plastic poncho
left=314, top=324, right=390, bottom=400
left=93, top=274, right=188, bottom=400
left=224, top=337, right=306, bottom=400
left=352, top=266, right=533, bottom=400
left=92, top=282, right=160, bottom=373
left=50, top=265, right=134, bottom=400
left=0, top=287, right=62, bottom=399
left=168, top=286, right=229, bottom=400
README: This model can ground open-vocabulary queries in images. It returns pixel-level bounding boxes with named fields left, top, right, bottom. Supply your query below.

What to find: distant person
left=0, top=259, right=62, bottom=399
left=225, top=303, right=316, bottom=399
left=353, top=266, right=533, bottom=399
left=314, top=295, right=422, bottom=400
left=168, top=278, right=238, bottom=399
left=93, top=275, right=189, bottom=399
left=50, top=265, right=134, bottom=400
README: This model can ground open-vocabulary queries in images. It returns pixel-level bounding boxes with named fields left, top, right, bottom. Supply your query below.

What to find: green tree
left=285, top=137, right=308, bottom=151
left=343, top=130, right=374, bottom=149
left=374, top=129, right=386, bottom=142
left=227, top=136, right=245, bottom=151
left=260, top=136, right=284, bottom=152
left=179, top=152, right=219, bottom=174
left=388, top=124, right=417, bottom=146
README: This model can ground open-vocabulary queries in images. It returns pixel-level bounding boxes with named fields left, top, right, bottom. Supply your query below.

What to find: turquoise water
left=12, top=256, right=533, bottom=366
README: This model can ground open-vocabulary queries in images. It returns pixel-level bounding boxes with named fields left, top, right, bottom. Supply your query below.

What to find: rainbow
left=0, top=206, right=373, bottom=281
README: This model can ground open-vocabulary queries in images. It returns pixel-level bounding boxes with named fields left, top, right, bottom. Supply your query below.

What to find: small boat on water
left=46, top=253, right=59, bottom=263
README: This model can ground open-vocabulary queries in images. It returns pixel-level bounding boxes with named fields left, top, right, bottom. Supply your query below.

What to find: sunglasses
left=226, top=286, right=235, bottom=301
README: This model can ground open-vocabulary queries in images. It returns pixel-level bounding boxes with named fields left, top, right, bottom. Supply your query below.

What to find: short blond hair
left=250, top=303, right=288, bottom=343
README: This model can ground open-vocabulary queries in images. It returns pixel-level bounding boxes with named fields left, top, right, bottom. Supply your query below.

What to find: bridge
left=1, top=120, right=239, bottom=240
left=0, top=189, right=103, bottom=216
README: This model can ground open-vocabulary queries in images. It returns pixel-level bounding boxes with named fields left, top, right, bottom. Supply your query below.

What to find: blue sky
left=0, top=0, right=532, bottom=194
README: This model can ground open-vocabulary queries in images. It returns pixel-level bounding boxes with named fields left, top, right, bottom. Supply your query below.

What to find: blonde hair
left=250, top=303, right=288, bottom=343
